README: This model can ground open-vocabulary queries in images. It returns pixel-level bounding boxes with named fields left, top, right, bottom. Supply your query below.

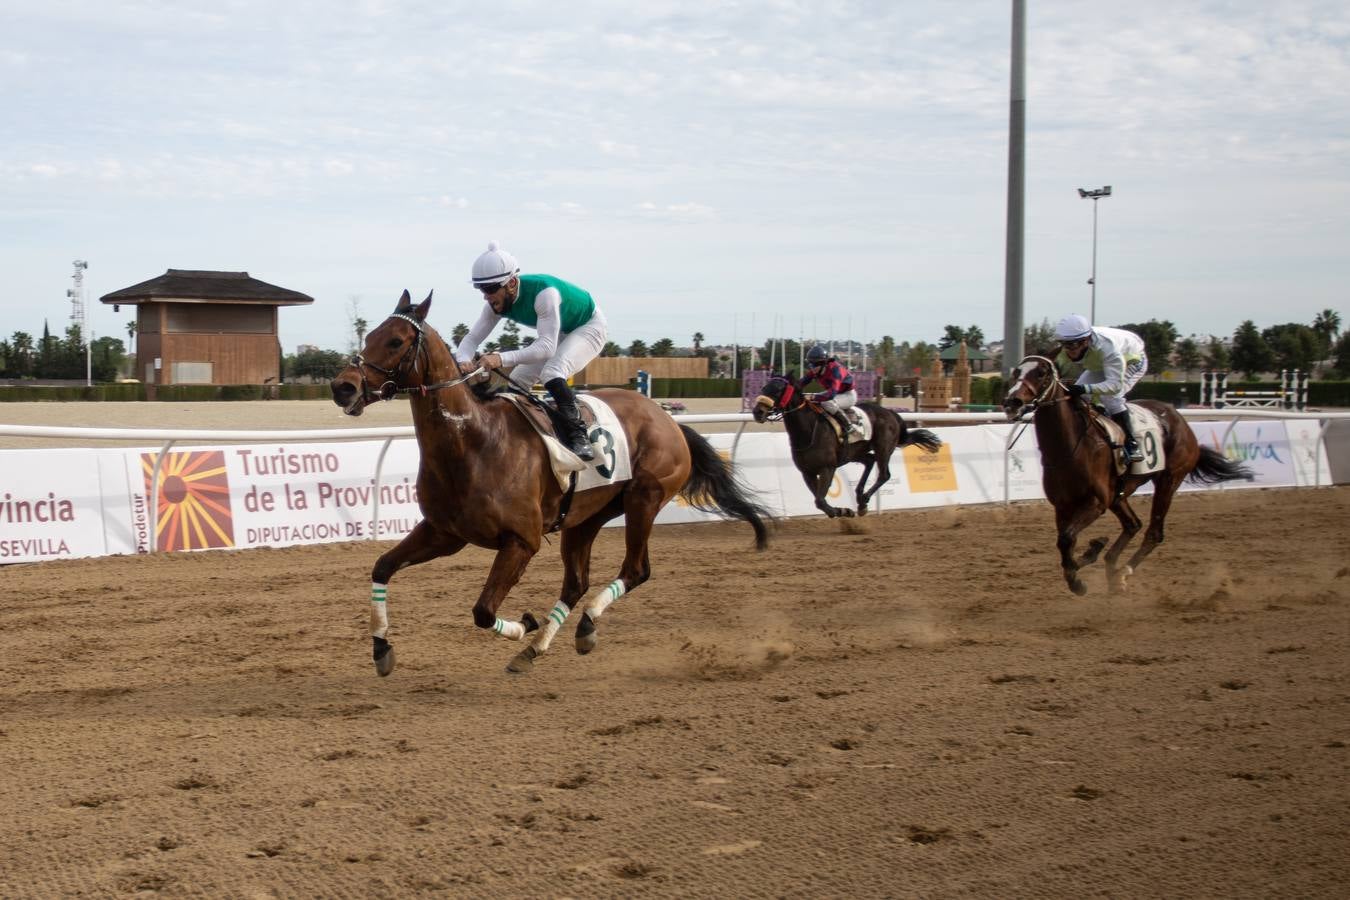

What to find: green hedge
left=0, top=383, right=147, bottom=401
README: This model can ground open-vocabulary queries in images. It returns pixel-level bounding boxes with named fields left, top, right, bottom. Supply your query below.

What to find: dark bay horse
left=331, top=291, right=771, bottom=675
left=1002, top=355, right=1252, bottom=595
left=751, top=374, right=942, bottom=517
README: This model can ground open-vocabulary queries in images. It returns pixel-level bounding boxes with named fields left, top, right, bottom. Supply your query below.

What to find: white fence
left=0, top=408, right=1343, bottom=565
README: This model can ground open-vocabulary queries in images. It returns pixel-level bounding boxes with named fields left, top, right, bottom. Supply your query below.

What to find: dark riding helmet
left=806, top=344, right=828, bottom=366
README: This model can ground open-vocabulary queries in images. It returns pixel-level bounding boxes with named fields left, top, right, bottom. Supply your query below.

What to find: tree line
left=0, top=322, right=127, bottom=381
left=7, top=309, right=1343, bottom=384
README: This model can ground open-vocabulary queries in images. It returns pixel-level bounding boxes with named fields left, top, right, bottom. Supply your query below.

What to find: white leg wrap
left=370, top=582, right=389, bottom=640
left=532, top=601, right=573, bottom=654
left=493, top=617, right=526, bottom=641
left=587, top=580, right=626, bottom=622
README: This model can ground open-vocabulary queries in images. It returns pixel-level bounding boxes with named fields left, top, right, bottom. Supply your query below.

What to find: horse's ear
left=413, top=290, right=432, bottom=322
left=394, top=289, right=412, bottom=312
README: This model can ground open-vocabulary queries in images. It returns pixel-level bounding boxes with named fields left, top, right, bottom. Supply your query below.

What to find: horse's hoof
left=521, top=611, right=540, bottom=634
left=505, top=645, right=537, bottom=675
left=575, top=614, right=597, bottom=655
left=1069, top=580, right=1088, bottom=597
left=373, top=638, right=396, bottom=677
left=857, top=506, right=869, bottom=517
left=840, top=509, right=855, bottom=518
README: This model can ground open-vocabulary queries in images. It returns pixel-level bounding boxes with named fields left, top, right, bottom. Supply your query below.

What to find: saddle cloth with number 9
left=1096, top=403, right=1165, bottom=476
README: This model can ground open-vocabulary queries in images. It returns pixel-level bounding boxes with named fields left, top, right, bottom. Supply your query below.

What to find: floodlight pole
left=1001, top=0, right=1026, bottom=378
left=1077, top=185, right=1111, bottom=324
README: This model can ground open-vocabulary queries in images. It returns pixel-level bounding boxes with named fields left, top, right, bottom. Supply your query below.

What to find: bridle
left=1008, top=355, right=1072, bottom=418
left=1007, top=355, right=1096, bottom=457
left=349, top=313, right=485, bottom=403
left=756, top=376, right=830, bottom=450
left=754, top=377, right=809, bottom=422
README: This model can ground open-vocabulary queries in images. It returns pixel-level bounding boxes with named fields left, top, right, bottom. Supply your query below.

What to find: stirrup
left=566, top=430, right=594, bottom=461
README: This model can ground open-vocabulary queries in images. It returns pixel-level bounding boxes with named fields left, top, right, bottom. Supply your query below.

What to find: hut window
left=171, top=361, right=214, bottom=384
left=165, top=304, right=273, bottom=334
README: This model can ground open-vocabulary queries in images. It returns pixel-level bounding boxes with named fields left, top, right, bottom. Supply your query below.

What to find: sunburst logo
left=140, top=450, right=235, bottom=551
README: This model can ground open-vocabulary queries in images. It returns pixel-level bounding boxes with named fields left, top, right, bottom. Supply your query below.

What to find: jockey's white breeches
left=818, top=390, right=857, bottom=415
left=508, top=309, right=608, bottom=390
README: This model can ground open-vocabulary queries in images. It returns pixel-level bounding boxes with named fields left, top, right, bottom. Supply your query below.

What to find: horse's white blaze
left=493, top=617, right=526, bottom=640
left=531, top=600, right=573, bottom=654
left=587, top=579, right=626, bottom=621
left=370, top=582, right=389, bottom=639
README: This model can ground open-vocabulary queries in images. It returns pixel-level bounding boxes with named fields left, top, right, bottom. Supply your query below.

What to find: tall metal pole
left=1078, top=185, right=1111, bottom=323
left=1090, top=196, right=1098, bottom=324
left=1001, top=0, right=1026, bottom=377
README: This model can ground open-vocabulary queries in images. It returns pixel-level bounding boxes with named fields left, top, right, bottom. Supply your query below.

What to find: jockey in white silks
left=1053, top=314, right=1148, bottom=463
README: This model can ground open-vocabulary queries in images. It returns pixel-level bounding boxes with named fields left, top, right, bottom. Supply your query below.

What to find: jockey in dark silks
left=801, top=344, right=857, bottom=437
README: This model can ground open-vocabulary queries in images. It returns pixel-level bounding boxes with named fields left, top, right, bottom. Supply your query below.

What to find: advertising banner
left=0, top=417, right=1331, bottom=566
left=0, top=449, right=116, bottom=563
left=1182, top=420, right=1295, bottom=491
left=124, top=440, right=426, bottom=555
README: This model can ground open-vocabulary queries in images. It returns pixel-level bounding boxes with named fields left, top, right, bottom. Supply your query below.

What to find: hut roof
left=100, top=269, right=314, bottom=306
left=938, top=344, right=990, bottom=361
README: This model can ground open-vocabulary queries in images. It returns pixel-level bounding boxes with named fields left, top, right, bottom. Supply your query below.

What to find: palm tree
left=1312, top=309, right=1342, bottom=371
left=1313, top=308, right=1341, bottom=341
left=692, top=332, right=704, bottom=353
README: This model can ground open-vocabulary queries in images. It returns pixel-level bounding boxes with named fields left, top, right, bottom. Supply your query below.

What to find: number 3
left=588, top=426, right=616, bottom=478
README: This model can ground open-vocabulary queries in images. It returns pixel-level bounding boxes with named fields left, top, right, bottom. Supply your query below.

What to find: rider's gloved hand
left=1066, top=383, right=1087, bottom=398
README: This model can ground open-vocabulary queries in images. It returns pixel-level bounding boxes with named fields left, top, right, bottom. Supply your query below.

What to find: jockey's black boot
left=1112, top=410, right=1144, bottom=463
left=831, top=410, right=854, bottom=439
left=545, top=377, right=594, bottom=461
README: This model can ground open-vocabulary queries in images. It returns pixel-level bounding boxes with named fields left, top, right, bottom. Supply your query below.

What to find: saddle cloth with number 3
left=498, top=392, right=633, bottom=491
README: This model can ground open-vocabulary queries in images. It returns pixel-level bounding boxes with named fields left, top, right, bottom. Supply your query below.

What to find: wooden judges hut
left=101, top=269, right=313, bottom=386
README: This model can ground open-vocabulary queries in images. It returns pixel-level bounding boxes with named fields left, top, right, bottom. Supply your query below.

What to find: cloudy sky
left=3, top=1, right=1347, bottom=358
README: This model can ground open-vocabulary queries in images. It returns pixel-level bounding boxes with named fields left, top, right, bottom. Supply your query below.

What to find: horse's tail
left=678, top=424, right=772, bottom=550
left=1187, top=446, right=1255, bottom=485
left=892, top=410, right=943, bottom=453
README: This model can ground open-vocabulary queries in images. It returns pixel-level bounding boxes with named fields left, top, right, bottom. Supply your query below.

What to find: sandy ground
left=0, top=402, right=1347, bottom=898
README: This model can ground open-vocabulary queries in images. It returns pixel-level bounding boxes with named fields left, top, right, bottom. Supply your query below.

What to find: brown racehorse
left=751, top=373, right=942, bottom=517
left=330, top=291, right=771, bottom=675
left=1002, top=355, right=1252, bottom=595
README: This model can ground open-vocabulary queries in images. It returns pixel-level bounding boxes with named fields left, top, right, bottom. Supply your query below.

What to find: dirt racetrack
left=0, top=475, right=1346, bottom=898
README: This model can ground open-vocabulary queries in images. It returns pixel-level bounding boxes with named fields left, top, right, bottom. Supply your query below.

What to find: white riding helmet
left=1054, top=314, right=1093, bottom=342
left=471, top=241, right=520, bottom=286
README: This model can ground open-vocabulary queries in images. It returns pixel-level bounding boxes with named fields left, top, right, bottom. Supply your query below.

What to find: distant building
left=939, top=343, right=992, bottom=374
left=101, top=269, right=313, bottom=386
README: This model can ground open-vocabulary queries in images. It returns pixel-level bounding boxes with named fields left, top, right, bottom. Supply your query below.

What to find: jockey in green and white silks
left=455, top=241, right=608, bottom=461
left=1054, top=314, right=1148, bottom=462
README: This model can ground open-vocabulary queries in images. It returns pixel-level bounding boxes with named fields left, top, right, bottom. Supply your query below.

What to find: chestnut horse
left=1002, top=355, right=1252, bottom=595
left=331, top=291, right=771, bottom=676
left=751, top=373, right=942, bottom=517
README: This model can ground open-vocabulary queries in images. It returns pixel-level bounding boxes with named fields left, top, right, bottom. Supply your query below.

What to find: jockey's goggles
left=476, top=281, right=506, bottom=295
left=1059, top=336, right=1090, bottom=351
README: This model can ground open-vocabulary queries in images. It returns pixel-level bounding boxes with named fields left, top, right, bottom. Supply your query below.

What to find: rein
left=351, top=313, right=485, bottom=401
left=1010, top=355, right=1094, bottom=458
left=758, top=380, right=829, bottom=451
